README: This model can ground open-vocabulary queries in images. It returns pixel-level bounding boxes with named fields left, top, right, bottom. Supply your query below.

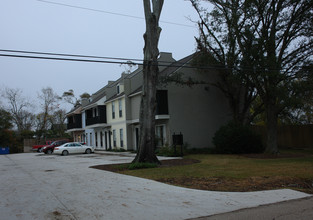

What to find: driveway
left=0, top=153, right=310, bottom=220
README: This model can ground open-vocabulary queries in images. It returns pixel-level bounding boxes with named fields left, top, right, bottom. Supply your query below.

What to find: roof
left=159, top=53, right=196, bottom=77
left=105, top=92, right=125, bottom=103
left=83, top=85, right=107, bottom=109
left=66, top=105, right=82, bottom=116
left=128, top=86, right=142, bottom=97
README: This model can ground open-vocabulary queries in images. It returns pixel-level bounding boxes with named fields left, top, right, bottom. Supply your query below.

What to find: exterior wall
left=106, top=97, right=128, bottom=150
left=129, top=95, right=141, bottom=121
left=166, top=72, right=232, bottom=148
left=84, top=129, right=94, bottom=146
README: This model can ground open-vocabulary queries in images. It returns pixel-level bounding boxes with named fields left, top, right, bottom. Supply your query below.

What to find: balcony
left=67, top=114, right=82, bottom=130
left=67, top=122, right=82, bottom=130
left=86, top=115, right=107, bottom=126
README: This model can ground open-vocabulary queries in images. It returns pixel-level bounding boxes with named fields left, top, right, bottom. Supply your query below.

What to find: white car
left=53, top=142, right=95, bottom=156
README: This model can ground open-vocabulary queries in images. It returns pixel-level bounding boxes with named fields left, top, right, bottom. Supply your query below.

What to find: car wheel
left=62, top=150, right=69, bottom=156
left=47, top=149, right=53, bottom=154
left=85, top=149, right=91, bottom=154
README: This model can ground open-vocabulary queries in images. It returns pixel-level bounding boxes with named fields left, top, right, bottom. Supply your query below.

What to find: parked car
left=42, top=140, right=69, bottom=154
left=32, top=140, right=53, bottom=152
left=53, top=142, right=95, bottom=156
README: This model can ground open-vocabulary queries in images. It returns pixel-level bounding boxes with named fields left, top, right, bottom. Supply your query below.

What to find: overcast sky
left=0, top=0, right=202, bottom=110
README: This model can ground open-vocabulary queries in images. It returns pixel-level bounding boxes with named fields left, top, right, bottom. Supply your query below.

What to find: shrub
left=127, top=162, right=158, bottom=170
left=155, top=145, right=178, bottom=157
left=213, top=121, right=264, bottom=154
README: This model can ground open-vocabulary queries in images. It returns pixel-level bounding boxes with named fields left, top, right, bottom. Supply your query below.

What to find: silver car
left=53, top=142, right=95, bottom=156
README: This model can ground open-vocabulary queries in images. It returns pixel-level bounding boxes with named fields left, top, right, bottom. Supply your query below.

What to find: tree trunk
left=132, top=0, right=164, bottom=164
left=265, top=102, right=279, bottom=154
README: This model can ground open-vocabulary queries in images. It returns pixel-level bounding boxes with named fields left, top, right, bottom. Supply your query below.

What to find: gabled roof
left=66, top=105, right=82, bottom=116
left=105, top=92, right=125, bottom=103
left=83, top=85, right=107, bottom=109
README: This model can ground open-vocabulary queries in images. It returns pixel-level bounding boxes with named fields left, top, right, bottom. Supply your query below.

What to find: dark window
left=113, top=130, right=116, bottom=147
left=112, top=102, right=115, bottom=119
left=156, top=90, right=169, bottom=115
left=119, top=99, right=122, bottom=117
left=95, top=132, right=98, bottom=147
left=120, top=129, right=123, bottom=148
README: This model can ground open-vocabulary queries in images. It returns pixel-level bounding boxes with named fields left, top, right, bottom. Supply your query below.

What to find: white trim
left=128, top=91, right=142, bottom=98
left=105, top=94, right=125, bottom=104
left=155, top=115, right=170, bottom=120
left=127, top=119, right=139, bottom=124
left=66, top=128, right=84, bottom=133
left=85, top=123, right=110, bottom=129
left=127, top=115, right=170, bottom=125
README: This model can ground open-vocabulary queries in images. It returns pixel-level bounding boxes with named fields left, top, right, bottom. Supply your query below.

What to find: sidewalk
left=189, top=197, right=313, bottom=220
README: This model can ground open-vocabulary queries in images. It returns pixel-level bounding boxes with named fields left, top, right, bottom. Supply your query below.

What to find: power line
left=1, top=48, right=307, bottom=72
left=0, top=53, right=132, bottom=65
left=0, top=49, right=226, bottom=70
left=0, top=49, right=187, bottom=66
left=0, top=49, right=143, bottom=63
left=37, top=0, right=196, bottom=28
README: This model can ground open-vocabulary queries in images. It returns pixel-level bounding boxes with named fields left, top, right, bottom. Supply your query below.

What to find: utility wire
left=0, top=49, right=189, bottom=66
left=37, top=0, right=196, bottom=28
left=0, top=49, right=143, bottom=63
left=0, top=50, right=228, bottom=70
left=1, top=49, right=307, bottom=72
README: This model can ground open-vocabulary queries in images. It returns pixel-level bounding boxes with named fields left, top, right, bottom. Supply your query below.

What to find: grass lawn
left=116, top=149, right=313, bottom=194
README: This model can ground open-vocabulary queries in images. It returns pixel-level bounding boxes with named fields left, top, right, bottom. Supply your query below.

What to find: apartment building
left=66, top=52, right=232, bottom=150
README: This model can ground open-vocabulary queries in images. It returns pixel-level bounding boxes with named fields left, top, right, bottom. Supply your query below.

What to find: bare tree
left=133, top=0, right=164, bottom=164
left=36, top=87, right=61, bottom=138
left=2, top=87, right=34, bottom=133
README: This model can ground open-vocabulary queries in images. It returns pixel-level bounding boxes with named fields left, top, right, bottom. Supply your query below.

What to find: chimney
left=81, top=98, right=89, bottom=106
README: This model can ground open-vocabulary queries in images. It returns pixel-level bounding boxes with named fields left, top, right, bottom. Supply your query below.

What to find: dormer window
left=117, top=85, right=120, bottom=94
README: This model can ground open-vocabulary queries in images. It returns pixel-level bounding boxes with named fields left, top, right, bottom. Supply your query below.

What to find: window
left=156, top=125, right=166, bottom=147
left=120, top=129, right=124, bottom=148
left=113, top=130, right=116, bottom=147
left=156, top=90, right=169, bottom=115
left=95, top=132, right=98, bottom=147
left=117, top=85, right=120, bottom=94
left=112, top=102, right=115, bottom=119
left=90, top=133, right=92, bottom=146
left=100, top=132, right=103, bottom=147
left=119, top=99, right=122, bottom=117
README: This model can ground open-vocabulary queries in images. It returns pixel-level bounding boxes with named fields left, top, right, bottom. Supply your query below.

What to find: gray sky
left=0, top=0, right=201, bottom=110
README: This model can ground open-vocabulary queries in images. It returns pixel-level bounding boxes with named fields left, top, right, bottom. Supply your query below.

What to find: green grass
left=119, top=150, right=313, bottom=185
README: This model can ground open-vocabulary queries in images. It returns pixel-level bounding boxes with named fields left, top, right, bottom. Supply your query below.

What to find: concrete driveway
left=0, top=153, right=310, bottom=220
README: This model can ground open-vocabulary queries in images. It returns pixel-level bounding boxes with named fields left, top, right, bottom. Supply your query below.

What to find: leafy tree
left=0, top=108, right=16, bottom=147
left=80, top=92, right=91, bottom=100
left=0, top=108, right=12, bottom=130
left=62, top=89, right=90, bottom=107
left=191, top=0, right=313, bottom=154
left=133, top=0, right=164, bottom=164
left=190, top=0, right=262, bottom=125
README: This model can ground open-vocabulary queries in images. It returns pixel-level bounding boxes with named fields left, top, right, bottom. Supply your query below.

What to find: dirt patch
left=157, top=176, right=313, bottom=194
left=241, top=153, right=309, bottom=159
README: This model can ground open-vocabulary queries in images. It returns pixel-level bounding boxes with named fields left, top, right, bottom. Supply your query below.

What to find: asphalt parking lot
left=0, top=152, right=311, bottom=220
